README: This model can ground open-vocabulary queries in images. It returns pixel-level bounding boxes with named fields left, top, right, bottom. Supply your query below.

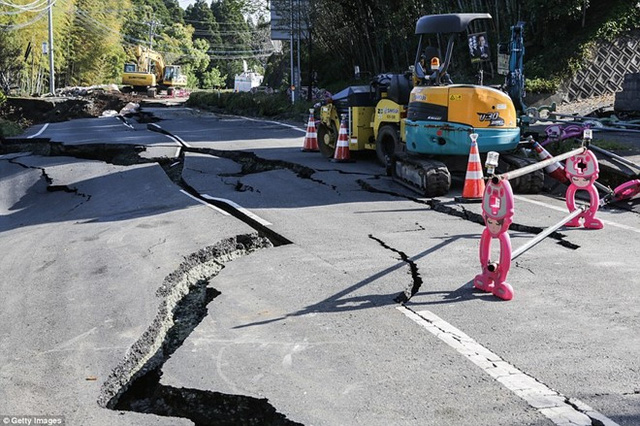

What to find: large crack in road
left=97, top=234, right=302, bottom=425
left=7, top=154, right=92, bottom=211
left=369, top=234, right=424, bottom=303
left=0, top=133, right=588, bottom=253
left=2, top=115, right=625, bottom=425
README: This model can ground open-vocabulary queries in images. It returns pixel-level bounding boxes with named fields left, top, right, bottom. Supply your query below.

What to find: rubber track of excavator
left=390, top=153, right=452, bottom=197
left=498, top=154, right=545, bottom=194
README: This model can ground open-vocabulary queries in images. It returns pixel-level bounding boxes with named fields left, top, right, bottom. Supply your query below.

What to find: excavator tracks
left=498, top=153, right=545, bottom=194
left=390, top=153, right=452, bottom=197
left=388, top=152, right=543, bottom=198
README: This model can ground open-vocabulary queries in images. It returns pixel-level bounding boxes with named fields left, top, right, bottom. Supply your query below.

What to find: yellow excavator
left=122, top=45, right=187, bottom=96
left=317, top=13, right=543, bottom=197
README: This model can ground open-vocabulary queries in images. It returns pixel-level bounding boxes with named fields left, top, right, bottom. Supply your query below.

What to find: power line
left=0, top=0, right=50, bottom=11
left=0, top=8, right=47, bottom=29
left=73, top=7, right=274, bottom=58
left=0, top=0, right=54, bottom=19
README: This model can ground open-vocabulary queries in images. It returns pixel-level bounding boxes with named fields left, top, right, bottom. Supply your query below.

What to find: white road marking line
left=172, top=133, right=191, bottom=148
left=240, top=116, right=306, bottom=133
left=513, top=195, right=566, bottom=212
left=514, top=195, right=640, bottom=234
left=27, top=123, right=49, bottom=139
left=162, top=133, right=190, bottom=149
left=202, top=194, right=272, bottom=226
left=179, top=190, right=230, bottom=216
left=398, top=306, right=619, bottom=426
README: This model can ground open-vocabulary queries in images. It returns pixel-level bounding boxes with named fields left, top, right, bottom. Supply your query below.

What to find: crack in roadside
left=1, top=139, right=294, bottom=247
left=563, top=397, right=610, bottom=426
left=356, top=178, right=581, bottom=251
left=368, top=234, right=423, bottom=303
left=184, top=146, right=342, bottom=194
left=222, top=177, right=260, bottom=193
left=514, top=262, right=536, bottom=275
left=156, top=157, right=293, bottom=247
left=4, top=137, right=581, bottom=254
left=99, top=233, right=302, bottom=425
left=7, top=156, right=92, bottom=209
left=396, top=222, right=426, bottom=233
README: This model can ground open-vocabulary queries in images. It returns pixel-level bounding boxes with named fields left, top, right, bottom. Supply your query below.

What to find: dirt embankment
left=0, top=87, right=143, bottom=126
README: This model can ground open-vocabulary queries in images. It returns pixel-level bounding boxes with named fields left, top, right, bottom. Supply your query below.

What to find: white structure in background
left=234, top=60, right=264, bottom=92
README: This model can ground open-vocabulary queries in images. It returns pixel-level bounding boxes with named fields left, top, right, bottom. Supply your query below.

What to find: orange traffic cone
left=301, top=109, right=319, bottom=152
left=456, top=133, right=485, bottom=202
left=532, top=141, right=568, bottom=183
left=331, top=115, right=354, bottom=163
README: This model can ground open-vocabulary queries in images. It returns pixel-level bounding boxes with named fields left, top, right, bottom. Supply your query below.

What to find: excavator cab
left=406, top=13, right=520, bottom=156
left=162, top=65, right=187, bottom=87
left=124, top=63, right=137, bottom=73
left=388, top=13, right=542, bottom=197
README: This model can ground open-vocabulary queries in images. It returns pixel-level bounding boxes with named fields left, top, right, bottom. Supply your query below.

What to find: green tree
left=201, top=67, right=226, bottom=88
left=68, top=0, right=128, bottom=85
left=154, top=23, right=212, bottom=88
left=0, top=31, right=23, bottom=93
left=184, top=0, right=227, bottom=87
left=1, top=0, right=75, bottom=92
left=211, top=0, right=254, bottom=87
left=185, top=0, right=222, bottom=47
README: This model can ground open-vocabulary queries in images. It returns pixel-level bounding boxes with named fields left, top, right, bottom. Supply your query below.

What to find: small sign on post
left=42, top=42, right=48, bottom=54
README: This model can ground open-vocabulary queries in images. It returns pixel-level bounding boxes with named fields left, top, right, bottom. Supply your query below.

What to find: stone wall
left=564, top=32, right=640, bottom=101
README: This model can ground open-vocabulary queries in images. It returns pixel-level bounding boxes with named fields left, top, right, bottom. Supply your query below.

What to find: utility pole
left=47, top=0, right=55, bottom=95
left=146, top=19, right=159, bottom=49
left=307, top=26, right=312, bottom=101
left=296, top=0, right=301, bottom=102
left=289, top=0, right=294, bottom=104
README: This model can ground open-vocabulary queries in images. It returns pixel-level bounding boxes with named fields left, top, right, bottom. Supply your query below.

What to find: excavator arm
left=134, top=46, right=165, bottom=83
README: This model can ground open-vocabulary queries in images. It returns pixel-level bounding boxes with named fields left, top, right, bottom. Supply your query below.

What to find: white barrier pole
left=495, top=147, right=586, bottom=182
left=511, top=206, right=586, bottom=260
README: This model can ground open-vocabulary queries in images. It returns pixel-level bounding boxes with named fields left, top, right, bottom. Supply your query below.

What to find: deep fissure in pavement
left=186, top=146, right=315, bottom=178
left=184, top=146, right=342, bottom=192
left=115, top=369, right=301, bottom=426
left=1, top=139, right=294, bottom=246
left=368, top=234, right=424, bottom=303
left=99, top=234, right=302, bottom=425
left=1, top=139, right=149, bottom=166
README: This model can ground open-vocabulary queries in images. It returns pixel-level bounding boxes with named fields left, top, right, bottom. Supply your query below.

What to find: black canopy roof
left=415, top=13, right=492, bottom=34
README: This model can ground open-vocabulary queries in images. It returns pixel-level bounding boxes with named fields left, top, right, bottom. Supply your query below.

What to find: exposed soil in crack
left=1, top=139, right=149, bottom=166
left=0, top=90, right=143, bottom=125
left=2, top=135, right=585, bottom=254
left=99, top=234, right=301, bottom=425
left=186, top=147, right=315, bottom=177
left=1, top=139, right=295, bottom=247
left=154, top=156, right=294, bottom=247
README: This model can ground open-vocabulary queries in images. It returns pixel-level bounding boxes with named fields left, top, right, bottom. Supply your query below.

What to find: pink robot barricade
left=565, top=150, right=604, bottom=229
left=474, top=178, right=515, bottom=301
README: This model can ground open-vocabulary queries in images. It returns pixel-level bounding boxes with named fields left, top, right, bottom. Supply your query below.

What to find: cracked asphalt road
left=1, top=104, right=639, bottom=425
